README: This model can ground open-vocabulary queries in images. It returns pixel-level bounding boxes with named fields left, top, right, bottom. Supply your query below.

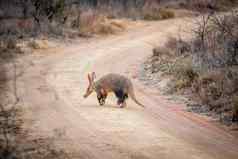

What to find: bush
left=191, top=13, right=238, bottom=69
left=188, top=12, right=238, bottom=120
left=183, top=0, right=238, bottom=12
left=163, top=56, right=198, bottom=90
left=190, top=69, right=238, bottom=116
left=165, top=37, right=191, bottom=56
left=186, top=12, right=238, bottom=122
left=174, top=58, right=198, bottom=82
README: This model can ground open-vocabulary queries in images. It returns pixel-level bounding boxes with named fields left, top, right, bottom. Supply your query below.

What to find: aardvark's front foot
left=98, top=97, right=106, bottom=106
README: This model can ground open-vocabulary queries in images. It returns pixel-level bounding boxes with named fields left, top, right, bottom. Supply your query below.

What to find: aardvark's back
left=96, top=73, right=131, bottom=93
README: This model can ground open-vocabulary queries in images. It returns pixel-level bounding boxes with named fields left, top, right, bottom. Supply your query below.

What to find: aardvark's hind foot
left=119, top=102, right=127, bottom=108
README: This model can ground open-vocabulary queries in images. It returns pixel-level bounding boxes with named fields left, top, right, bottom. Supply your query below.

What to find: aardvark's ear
left=87, top=73, right=92, bottom=84
left=92, top=72, right=96, bottom=82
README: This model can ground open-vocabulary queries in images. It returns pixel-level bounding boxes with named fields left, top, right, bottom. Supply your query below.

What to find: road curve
left=20, top=18, right=238, bottom=159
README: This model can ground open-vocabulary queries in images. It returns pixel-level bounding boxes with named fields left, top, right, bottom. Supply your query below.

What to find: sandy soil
left=18, top=18, right=238, bottom=159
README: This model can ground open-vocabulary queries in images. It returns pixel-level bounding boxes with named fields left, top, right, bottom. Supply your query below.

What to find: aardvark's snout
left=83, top=94, right=88, bottom=98
left=83, top=91, right=92, bottom=98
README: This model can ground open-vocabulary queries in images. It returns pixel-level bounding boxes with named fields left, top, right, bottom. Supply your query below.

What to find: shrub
left=172, top=57, right=198, bottom=89
left=187, top=0, right=216, bottom=10
left=150, top=43, right=198, bottom=90
left=186, top=67, right=238, bottom=123
left=191, top=13, right=238, bottom=69
left=165, top=37, right=191, bottom=56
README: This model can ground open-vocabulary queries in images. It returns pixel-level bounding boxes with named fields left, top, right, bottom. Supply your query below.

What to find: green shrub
left=172, top=57, right=198, bottom=80
left=171, top=57, right=198, bottom=90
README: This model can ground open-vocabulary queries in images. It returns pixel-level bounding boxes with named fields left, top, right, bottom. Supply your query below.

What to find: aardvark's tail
left=129, top=87, right=145, bottom=107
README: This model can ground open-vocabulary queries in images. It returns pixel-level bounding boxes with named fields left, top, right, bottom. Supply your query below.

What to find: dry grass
left=78, top=10, right=127, bottom=35
left=143, top=8, right=175, bottom=21
left=28, top=39, right=49, bottom=50
left=110, top=20, right=127, bottom=30
left=93, top=19, right=126, bottom=35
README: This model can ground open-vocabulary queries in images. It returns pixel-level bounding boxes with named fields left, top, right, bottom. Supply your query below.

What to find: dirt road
left=19, top=18, right=238, bottom=159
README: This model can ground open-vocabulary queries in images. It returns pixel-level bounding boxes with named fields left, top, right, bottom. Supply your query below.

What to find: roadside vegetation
left=0, top=0, right=174, bottom=39
left=1, top=0, right=236, bottom=41
left=1, top=0, right=237, bottom=37
left=143, top=11, right=238, bottom=125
